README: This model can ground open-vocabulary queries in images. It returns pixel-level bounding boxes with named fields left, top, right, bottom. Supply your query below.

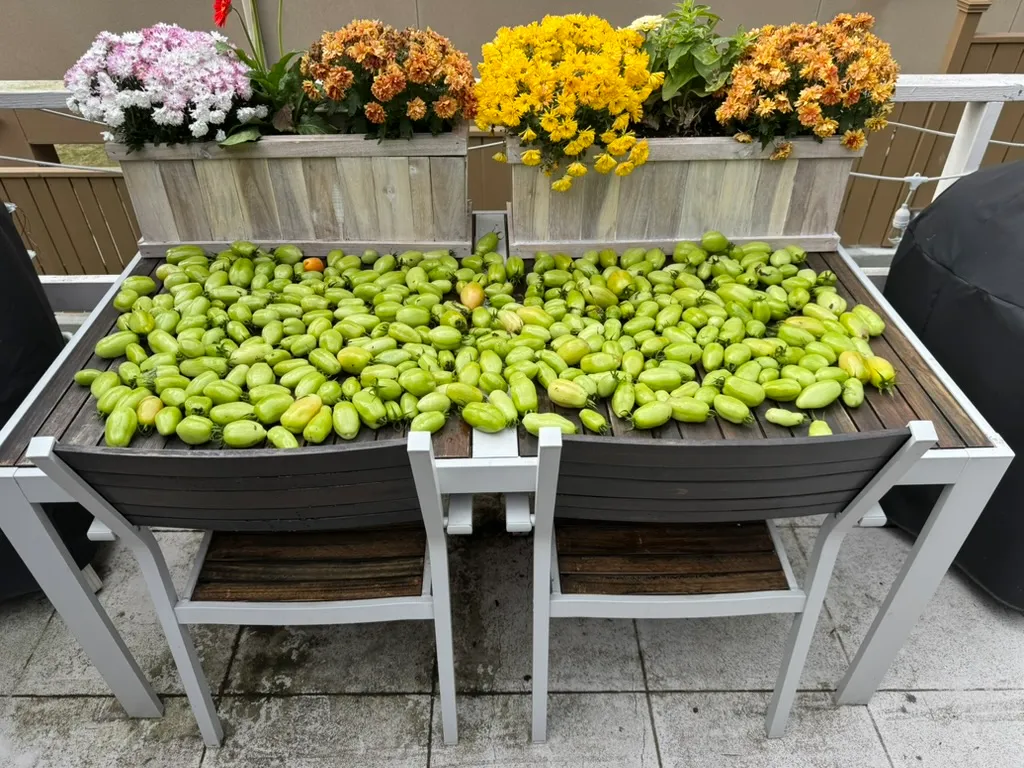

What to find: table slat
left=5, top=258, right=157, bottom=466
left=812, top=253, right=972, bottom=449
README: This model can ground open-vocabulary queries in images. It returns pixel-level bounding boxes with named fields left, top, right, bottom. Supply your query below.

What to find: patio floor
left=1, top=499, right=1022, bottom=767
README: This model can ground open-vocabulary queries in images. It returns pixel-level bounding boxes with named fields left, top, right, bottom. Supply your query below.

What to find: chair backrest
left=52, top=440, right=422, bottom=532
left=552, top=429, right=913, bottom=524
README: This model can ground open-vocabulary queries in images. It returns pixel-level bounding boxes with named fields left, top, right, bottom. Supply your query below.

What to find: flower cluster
left=300, top=20, right=476, bottom=137
left=716, top=13, right=898, bottom=157
left=475, top=14, right=663, bottom=192
left=64, top=24, right=263, bottom=150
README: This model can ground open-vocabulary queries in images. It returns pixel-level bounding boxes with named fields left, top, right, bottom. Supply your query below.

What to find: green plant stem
left=246, top=0, right=267, bottom=70
left=230, top=7, right=261, bottom=69
left=277, top=0, right=284, bottom=65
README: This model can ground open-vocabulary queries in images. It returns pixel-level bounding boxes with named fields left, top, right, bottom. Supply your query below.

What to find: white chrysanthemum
left=215, top=129, right=227, bottom=141
left=101, top=131, right=116, bottom=142
left=104, top=107, right=125, bottom=128
left=190, top=120, right=209, bottom=138
left=626, top=15, right=665, bottom=32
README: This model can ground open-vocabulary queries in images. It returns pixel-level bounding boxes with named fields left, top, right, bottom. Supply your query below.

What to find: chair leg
left=531, top=596, right=552, bottom=742
left=431, top=561, right=459, bottom=746
left=765, top=519, right=845, bottom=738
left=129, top=529, right=224, bottom=747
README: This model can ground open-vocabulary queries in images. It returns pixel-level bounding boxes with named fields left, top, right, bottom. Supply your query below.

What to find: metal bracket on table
left=445, top=495, right=474, bottom=535
left=858, top=503, right=888, bottom=528
left=505, top=494, right=533, bottom=533
left=88, top=519, right=116, bottom=542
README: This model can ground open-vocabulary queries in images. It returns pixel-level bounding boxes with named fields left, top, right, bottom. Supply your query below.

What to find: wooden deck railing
left=0, top=167, right=139, bottom=275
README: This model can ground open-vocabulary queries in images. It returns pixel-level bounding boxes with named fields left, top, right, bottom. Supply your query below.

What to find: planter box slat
left=112, top=125, right=471, bottom=250
left=106, top=128, right=467, bottom=161
left=136, top=238, right=475, bottom=259
left=507, top=136, right=861, bottom=252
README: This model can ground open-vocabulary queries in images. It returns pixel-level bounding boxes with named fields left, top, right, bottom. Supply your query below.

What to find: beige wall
left=4, top=0, right=1024, bottom=80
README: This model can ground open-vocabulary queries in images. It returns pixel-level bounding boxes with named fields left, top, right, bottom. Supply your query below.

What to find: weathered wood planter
left=108, top=124, right=472, bottom=256
left=506, top=136, right=863, bottom=254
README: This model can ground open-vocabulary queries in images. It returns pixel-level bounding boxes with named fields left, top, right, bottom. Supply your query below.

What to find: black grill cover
left=0, top=205, right=96, bottom=601
left=882, top=161, right=1024, bottom=611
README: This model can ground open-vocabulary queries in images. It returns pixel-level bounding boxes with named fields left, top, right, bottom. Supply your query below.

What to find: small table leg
left=2, top=480, right=162, bottom=717
left=835, top=455, right=1010, bottom=705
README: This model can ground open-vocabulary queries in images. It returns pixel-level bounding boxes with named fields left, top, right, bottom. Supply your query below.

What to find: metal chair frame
left=529, top=422, right=937, bottom=741
left=28, top=431, right=458, bottom=747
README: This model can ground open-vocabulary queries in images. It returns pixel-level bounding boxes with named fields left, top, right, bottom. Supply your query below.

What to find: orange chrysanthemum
left=300, top=21, right=476, bottom=137
left=841, top=128, right=867, bottom=151
left=432, top=95, right=458, bottom=120
left=769, top=141, right=793, bottom=161
left=370, top=64, right=406, bottom=103
left=406, top=97, right=427, bottom=121
left=323, top=66, right=355, bottom=101
left=364, top=102, right=387, bottom=124
left=717, top=13, right=897, bottom=156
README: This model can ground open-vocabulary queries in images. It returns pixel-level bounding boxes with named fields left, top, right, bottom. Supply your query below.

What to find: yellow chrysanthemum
left=607, top=134, right=637, bottom=157
left=864, top=115, right=888, bottom=132
left=612, top=113, right=631, bottom=132
left=614, top=161, right=635, bottom=177
left=492, top=152, right=507, bottom=163
left=567, top=162, right=588, bottom=178
left=628, top=140, right=650, bottom=166
left=576, top=129, right=595, bottom=149
left=813, top=119, right=838, bottom=138
left=551, top=176, right=573, bottom=192
left=563, top=139, right=585, bottom=156
left=520, top=126, right=537, bottom=142
left=521, top=149, right=542, bottom=167
left=600, top=130, right=618, bottom=145
left=594, top=153, right=617, bottom=174
left=734, top=132, right=753, bottom=143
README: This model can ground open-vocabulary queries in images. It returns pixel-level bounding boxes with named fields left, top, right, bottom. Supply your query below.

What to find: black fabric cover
left=882, top=161, right=1024, bottom=611
left=0, top=206, right=96, bottom=602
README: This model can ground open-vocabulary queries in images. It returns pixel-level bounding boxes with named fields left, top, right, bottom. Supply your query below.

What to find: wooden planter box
left=108, top=124, right=472, bottom=256
left=506, top=136, right=863, bottom=254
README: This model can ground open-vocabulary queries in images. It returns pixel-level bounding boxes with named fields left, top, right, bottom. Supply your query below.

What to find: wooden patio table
left=0, top=235, right=1010, bottom=716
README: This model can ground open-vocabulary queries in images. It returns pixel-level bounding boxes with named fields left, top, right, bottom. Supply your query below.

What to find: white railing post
left=934, top=101, right=1003, bottom=199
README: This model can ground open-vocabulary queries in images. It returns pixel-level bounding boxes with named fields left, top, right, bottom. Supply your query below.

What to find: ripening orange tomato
left=303, top=257, right=325, bottom=273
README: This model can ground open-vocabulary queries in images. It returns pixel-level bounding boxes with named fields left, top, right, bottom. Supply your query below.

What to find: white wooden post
left=934, top=101, right=1003, bottom=199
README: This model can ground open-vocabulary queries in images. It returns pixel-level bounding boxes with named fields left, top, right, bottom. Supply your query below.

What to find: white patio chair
left=27, top=431, right=457, bottom=747
left=529, top=422, right=936, bottom=741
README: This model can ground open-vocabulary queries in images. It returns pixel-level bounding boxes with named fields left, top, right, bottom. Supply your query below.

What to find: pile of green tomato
left=74, top=230, right=896, bottom=449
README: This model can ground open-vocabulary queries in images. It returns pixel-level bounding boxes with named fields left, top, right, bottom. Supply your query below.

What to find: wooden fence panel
left=0, top=176, right=58, bottom=274
left=979, top=41, right=1024, bottom=167
left=70, top=177, right=121, bottom=271
left=0, top=169, right=134, bottom=275
left=837, top=110, right=904, bottom=245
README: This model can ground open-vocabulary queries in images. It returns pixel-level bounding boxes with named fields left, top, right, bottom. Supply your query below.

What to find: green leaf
left=267, top=51, right=301, bottom=87
left=667, top=43, right=692, bottom=70
left=296, top=114, right=332, bottom=135
left=219, top=126, right=262, bottom=147
left=662, top=60, right=698, bottom=101
left=692, top=41, right=721, bottom=66
left=233, top=47, right=259, bottom=69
